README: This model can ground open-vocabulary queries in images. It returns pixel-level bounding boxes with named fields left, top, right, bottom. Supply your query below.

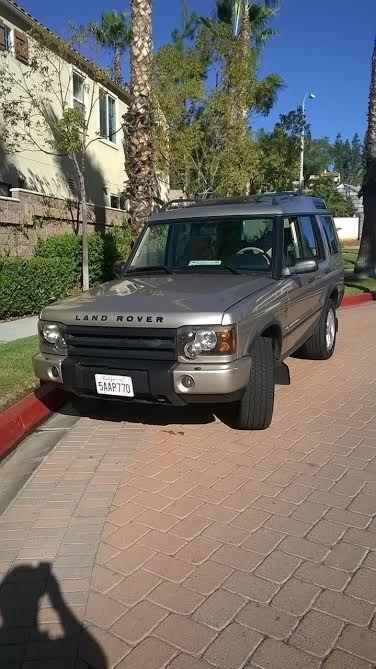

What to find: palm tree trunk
left=114, top=47, right=122, bottom=85
left=355, top=41, right=376, bottom=277
left=126, top=0, right=154, bottom=233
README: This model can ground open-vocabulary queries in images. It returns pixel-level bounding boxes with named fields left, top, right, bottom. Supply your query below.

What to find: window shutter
left=14, top=29, right=28, bottom=64
left=0, top=21, right=6, bottom=51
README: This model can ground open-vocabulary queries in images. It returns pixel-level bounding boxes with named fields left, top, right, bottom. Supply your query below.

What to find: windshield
left=129, top=216, right=275, bottom=273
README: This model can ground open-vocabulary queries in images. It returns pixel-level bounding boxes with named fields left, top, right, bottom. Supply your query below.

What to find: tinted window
left=298, top=216, right=323, bottom=259
left=319, top=215, right=339, bottom=255
left=283, top=216, right=322, bottom=266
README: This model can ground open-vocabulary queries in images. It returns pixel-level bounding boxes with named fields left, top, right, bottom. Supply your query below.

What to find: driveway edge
left=341, top=293, right=374, bottom=308
left=0, top=384, right=65, bottom=460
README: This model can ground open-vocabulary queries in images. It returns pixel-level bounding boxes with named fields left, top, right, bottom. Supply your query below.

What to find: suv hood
left=41, top=273, right=275, bottom=328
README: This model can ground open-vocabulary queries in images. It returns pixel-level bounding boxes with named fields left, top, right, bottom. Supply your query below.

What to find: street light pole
left=299, top=91, right=315, bottom=191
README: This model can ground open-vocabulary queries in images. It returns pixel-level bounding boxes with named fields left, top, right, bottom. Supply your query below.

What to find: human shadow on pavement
left=0, top=563, right=107, bottom=668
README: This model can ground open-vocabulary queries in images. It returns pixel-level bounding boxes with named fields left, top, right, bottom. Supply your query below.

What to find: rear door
left=283, top=215, right=326, bottom=354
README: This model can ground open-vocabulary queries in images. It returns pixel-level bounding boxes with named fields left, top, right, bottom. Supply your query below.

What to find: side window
left=298, top=216, right=323, bottom=260
left=319, top=215, right=339, bottom=255
left=283, top=216, right=322, bottom=267
left=283, top=218, right=302, bottom=266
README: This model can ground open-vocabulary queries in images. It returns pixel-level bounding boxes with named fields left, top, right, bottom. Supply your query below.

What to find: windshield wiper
left=127, top=265, right=174, bottom=275
left=219, top=264, right=242, bottom=275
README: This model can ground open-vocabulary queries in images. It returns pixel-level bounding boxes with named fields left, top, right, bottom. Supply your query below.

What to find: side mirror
left=113, top=260, right=127, bottom=278
left=282, top=259, right=318, bottom=276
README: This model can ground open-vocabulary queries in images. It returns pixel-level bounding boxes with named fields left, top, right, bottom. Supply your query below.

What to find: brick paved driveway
left=1, top=304, right=376, bottom=669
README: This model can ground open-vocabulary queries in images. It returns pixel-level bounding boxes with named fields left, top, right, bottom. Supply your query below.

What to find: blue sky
left=20, top=0, right=375, bottom=141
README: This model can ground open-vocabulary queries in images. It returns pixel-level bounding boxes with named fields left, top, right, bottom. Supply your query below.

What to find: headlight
left=179, top=325, right=236, bottom=359
left=43, top=323, right=60, bottom=344
left=39, top=321, right=67, bottom=353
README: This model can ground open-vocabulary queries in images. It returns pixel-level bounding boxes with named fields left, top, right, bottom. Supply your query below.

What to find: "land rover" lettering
left=75, top=314, right=164, bottom=323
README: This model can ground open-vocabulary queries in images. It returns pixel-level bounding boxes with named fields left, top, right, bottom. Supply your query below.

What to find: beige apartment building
left=0, top=0, right=167, bottom=255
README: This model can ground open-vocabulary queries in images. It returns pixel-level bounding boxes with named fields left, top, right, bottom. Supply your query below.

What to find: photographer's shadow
left=0, top=562, right=107, bottom=668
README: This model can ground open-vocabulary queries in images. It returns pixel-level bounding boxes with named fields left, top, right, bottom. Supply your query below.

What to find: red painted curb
left=0, top=384, right=65, bottom=460
left=341, top=293, right=374, bottom=308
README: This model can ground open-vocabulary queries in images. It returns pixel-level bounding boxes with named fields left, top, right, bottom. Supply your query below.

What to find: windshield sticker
left=188, top=260, right=222, bottom=266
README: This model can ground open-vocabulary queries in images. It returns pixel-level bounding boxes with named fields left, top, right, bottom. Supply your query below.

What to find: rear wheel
left=299, top=299, right=337, bottom=360
left=226, top=336, right=275, bottom=430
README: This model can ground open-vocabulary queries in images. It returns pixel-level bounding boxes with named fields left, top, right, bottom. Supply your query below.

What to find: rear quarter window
left=318, top=215, right=340, bottom=255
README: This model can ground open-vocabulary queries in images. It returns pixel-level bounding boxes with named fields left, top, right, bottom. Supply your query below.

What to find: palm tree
left=127, top=0, right=154, bottom=232
left=214, top=0, right=281, bottom=120
left=90, top=10, right=131, bottom=85
left=217, top=0, right=279, bottom=45
left=355, top=40, right=376, bottom=277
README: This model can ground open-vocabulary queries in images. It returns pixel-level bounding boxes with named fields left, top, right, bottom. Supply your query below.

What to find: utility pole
left=299, top=91, right=316, bottom=191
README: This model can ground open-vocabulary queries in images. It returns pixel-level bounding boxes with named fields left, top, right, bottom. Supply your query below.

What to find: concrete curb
left=341, top=293, right=374, bottom=308
left=0, top=384, right=65, bottom=461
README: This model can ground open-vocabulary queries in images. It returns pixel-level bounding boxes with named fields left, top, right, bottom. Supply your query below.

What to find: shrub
left=0, top=257, right=78, bottom=320
left=35, top=224, right=132, bottom=285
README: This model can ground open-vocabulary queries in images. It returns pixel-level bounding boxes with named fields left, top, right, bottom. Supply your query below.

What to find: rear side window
left=319, top=215, right=339, bottom=255
left=298, top=216, right=323, bottom=260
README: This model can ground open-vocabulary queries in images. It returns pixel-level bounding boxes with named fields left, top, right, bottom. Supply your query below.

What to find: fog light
left=51, top=365, right=59, bottom=378
left=181, top=375, right=195, bottom=389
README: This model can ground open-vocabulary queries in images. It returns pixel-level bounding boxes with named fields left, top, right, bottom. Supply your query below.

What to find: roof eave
left=1, top=0, right=131, bottom=103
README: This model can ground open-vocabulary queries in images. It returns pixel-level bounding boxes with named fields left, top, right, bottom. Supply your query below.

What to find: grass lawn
left=342, top=247, right=376, bottom=298
left=0, top=336, right=39, bottom=412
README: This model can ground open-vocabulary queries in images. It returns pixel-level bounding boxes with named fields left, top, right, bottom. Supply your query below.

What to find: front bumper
left=33, top=353, right=251, bottom=406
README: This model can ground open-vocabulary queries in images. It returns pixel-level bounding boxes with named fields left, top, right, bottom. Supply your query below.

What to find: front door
left=282, top=215, right=326, bottom=354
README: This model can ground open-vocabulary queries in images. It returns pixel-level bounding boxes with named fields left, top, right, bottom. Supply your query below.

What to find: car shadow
left=62, top=395, right=217, bottom=427
left=0, top=562, right=108, bottom=668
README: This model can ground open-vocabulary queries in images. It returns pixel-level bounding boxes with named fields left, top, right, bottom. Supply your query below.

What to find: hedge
left=0, top=225, right=132, bottom=319
left=35, top=226, right=132, bottom=285
left=0, top=257, right=78, bottom=320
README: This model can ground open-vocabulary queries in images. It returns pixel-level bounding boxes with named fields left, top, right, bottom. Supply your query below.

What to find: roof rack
left=160, top=192, right=328, bottom=212
left=160, top=198, right=199, bottom=211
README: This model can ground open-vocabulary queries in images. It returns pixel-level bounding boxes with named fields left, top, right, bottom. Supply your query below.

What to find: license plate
left=95, top=374, right=134, bottom=397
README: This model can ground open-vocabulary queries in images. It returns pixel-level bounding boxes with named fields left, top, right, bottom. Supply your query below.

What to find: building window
left=0, top=22, right=13, bottom=53
left=110, top=194, right=127, bottom=210
left=99, top=91, right=116, bottom=143
left=73, top=72, right=85, bottom=113
left=5, top=26, right=12, bottom=52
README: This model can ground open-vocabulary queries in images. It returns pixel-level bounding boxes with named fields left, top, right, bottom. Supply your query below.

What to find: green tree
left=355, top=41, right=376, bottom=277
left=89, top=10, right=131, bottom=85
left=256, top=108, right=306, bottom=191
left=311, top=176, right=355, bottom=217
left=154, top=2, right=282, bottom=198
left=333, top=132, right=364, bottom=185
left=304, top=137, right=333, bottom=184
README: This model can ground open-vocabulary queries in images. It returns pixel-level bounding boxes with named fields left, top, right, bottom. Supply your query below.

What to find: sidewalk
left=0, top=315, right=38, bottom=343
left=0, top=304, right=376, bottom=668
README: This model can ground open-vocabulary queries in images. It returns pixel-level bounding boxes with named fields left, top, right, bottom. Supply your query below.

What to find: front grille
left=66, top=325, right=177, bottom=361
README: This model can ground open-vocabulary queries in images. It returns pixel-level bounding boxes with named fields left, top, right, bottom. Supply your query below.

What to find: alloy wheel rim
left=326, top=308, right=335, bottom=351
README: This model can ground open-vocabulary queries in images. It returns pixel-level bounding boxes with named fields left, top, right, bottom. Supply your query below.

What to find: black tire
left=299, top=299, right=337, bottom=360
left=227, top=336, right=275, bottom=430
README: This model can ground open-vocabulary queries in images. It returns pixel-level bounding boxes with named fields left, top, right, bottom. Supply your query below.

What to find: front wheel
left=299, top=299, right=337, bottom=360
left=226, top=336, right=275, bottom=430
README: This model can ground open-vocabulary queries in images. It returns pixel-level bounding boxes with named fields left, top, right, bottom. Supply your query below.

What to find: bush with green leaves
left=35, top=225, right=132, bottom=285
left=0, top=225, right=132, bottom=319
left=0, top=257, right=78, bottom=320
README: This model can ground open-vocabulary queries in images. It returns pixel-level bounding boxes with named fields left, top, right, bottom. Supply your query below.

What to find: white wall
left=334, top=217, right=359, bottom=241
left=0, top=11, right=128, bottom=208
